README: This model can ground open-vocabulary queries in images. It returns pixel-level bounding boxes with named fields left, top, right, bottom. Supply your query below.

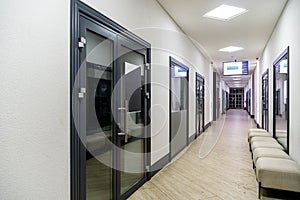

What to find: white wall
left=244, top=79, right=250, bottom=109
left=258, top=0, right=300, bottom=164
left=254, top=61, right=261, bottom=125
left=219, top=79, right=228, bottom=113
left=223, top=81, right=230, bottom=93
left=0, top=0, right=70, bottom=199
left=251, top=73, right=255, bottom=116
left=244, top=74, right=255, bottom=114
left=276, top=77, right=285, bottom=116
left=80, top=0, right=212, bottom=164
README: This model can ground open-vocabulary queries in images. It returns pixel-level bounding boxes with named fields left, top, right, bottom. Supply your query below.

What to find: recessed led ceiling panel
left=203, top=4, right=248, bottom=21
left=219, top=46, right=244, bottom=53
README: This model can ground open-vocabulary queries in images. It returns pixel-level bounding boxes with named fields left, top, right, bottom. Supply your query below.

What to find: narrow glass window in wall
left=170, top=57, right=188, bottom=159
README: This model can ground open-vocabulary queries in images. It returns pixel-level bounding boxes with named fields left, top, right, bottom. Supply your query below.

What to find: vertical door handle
left=118, top=100, right=129, bottom=143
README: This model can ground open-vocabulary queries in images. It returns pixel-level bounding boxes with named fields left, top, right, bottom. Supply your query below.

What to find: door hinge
left=145, top=63, right=150, bottom=70
left=145, top=165, right=150, bottom=172
left=145, top=92, right=150, bottom=99
left=78, top=87, right=86, bottom=99
left=78, top=37, right=86, bottom=48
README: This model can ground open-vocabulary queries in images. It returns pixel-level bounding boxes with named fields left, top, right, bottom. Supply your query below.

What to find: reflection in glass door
left=273, top=48, right=289, bottom=152
left=262, top=69, right=269, bottom=131
left=196, top=73, right=204, bottom=138
left=75, top=15, right=150, bottom=200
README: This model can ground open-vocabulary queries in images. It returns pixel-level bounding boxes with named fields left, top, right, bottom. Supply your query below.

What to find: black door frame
left=262, top=69, right=269, bottom=131
left=273, top=47, right=289, bottom=153
left=195, top=72, right=205, bottom=138
left=70, top=1, right=151, bottom=200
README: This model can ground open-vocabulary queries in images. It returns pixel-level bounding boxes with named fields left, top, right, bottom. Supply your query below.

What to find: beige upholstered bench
left=256, top=157, right=300, bottom=198
left=252, top=148, right=291, bottom=167
left=248, top=128, right=268, bottom=137
left=249, top=137, right=276, bottom=152
left=250, top=137, right=277, bottom=144
left=251, top=140, right=284, bottom=152
left=249, top=128, right=268, bottom=133
left=248, top=131, right=272, bottom=142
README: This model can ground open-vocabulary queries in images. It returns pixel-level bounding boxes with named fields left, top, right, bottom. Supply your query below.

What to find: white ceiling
left=157, top=0, right=287, bottom=88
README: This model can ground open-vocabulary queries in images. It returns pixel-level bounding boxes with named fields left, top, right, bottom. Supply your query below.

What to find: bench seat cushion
left=251, top=140, right=284, bottom=152
left=250, top=137, right=276, bottom=144
left=253, top=148, right=291, bottom=164
left=256, top=157, right=300, bottom=192
left=249, top=137, right=277, bottom=151
left=248, top=128, right=268, bottom=137
left=249, top=128, right=268, bottom=133
left=248, top=132, right=272, bottom=142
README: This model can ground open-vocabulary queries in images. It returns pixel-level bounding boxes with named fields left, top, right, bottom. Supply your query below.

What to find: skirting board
left=189, top=134, right=196, bottom=144
left=254, top=119, right=261, bottom=128
left=204, top=122, right=212, bottom=131
left=150, top=154, right=169, bottom=178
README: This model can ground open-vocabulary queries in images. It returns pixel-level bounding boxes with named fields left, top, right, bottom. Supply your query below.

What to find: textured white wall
left=259, top=0, right=300, bottom=163
left=0, top=0, right=70, bottom=199
left=80, top=0, right=212, bottom=164
left=244, top=77, right=251, bottom=109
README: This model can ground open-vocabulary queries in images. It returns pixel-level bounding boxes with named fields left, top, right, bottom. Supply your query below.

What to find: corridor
left=130, top=110, right=258, bottom=199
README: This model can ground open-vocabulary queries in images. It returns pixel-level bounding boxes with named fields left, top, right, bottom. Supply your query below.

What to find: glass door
left=196, top=73, right=204, bottom=137
left=170, top=57, right=189, bottom=159
left=79, top=16, right=115, bottom=200
left=77, top=16, right=150, bottom=200
left=262, top=69, right=269, bottom=131
left=116, top=36, right=149, bottom=198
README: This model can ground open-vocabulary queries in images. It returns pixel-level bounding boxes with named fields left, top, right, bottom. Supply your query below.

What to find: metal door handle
left=118, top=100, right=128, bottom=143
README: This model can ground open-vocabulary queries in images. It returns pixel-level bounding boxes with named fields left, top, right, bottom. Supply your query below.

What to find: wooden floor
left=129, top=109, right=259, bottom=200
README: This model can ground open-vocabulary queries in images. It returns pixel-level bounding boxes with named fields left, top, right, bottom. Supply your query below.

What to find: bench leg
left=258, top=182, right=261, bottom=199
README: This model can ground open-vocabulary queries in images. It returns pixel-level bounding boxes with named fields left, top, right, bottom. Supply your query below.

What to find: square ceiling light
left=219, top=46, right=244, bottom=53
left=203, top=4, right=248, bottom=21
